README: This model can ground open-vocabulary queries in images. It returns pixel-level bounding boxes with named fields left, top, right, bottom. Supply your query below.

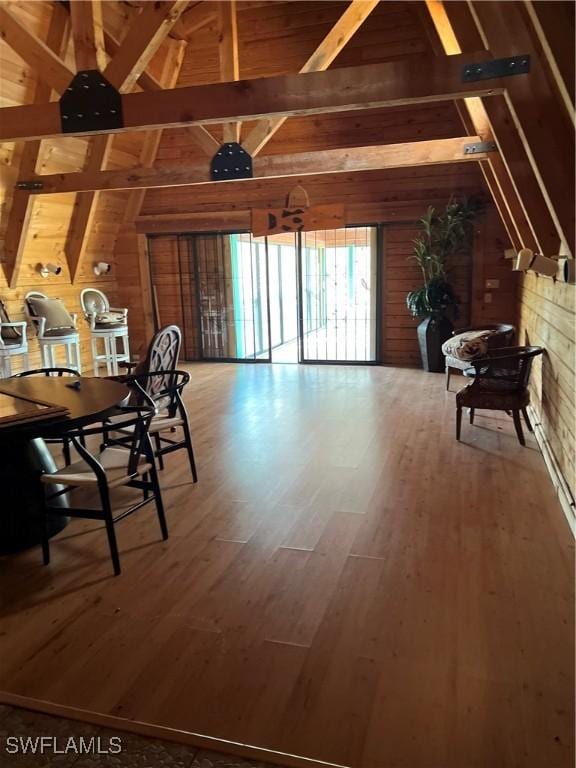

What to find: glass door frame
left=190, top=231, right=273, bottom=364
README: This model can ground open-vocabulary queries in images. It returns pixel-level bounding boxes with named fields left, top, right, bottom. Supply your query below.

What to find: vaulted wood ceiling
left=0, top=0, right=573, bottom=288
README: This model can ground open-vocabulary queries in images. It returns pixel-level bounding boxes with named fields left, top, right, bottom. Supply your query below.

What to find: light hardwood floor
left=0, top=363, right=573, bottom=768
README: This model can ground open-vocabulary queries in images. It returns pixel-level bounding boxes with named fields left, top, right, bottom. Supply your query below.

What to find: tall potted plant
left=406, top=199, right=483, bottom=372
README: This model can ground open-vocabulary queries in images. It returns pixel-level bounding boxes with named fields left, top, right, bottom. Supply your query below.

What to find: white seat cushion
left=41, top=447, right=152, bottom=489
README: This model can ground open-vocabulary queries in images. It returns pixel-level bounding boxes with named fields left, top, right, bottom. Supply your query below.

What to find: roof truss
left=0, top=51, right=500, bottom=143
left=22, top=137, right=491, bottom=195
left=242, top=0, right=380, bottom=157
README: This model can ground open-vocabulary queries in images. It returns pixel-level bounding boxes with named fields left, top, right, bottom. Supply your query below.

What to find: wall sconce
left=512, top=248, right=559, bottom=278
left=93, top=261, right=112, bottom=276
left=37, top=262, right=62, bottom=278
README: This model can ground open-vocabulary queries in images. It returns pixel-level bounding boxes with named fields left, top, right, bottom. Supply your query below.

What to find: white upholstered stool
left=80, top=288, right=129, bottom=376
left=24, top=292, right=81, bottom=373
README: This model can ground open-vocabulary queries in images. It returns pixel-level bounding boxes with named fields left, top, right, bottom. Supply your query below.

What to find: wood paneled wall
left=0, top=1, right=165, bottom=373
left=518, top=274, right=575, bottom=501
left=126, top=199, right=517, bottom=369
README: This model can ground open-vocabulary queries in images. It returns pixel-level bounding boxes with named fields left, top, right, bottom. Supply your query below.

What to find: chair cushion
left=27, top=297, right=75, bottom=331
left=442, top=330, right=496, bottom=361
left=43, top=328, right=79, bottom=338
left=0, top=301, right=21, bottom=340
left=95, top=311, right=125, bottom=326
left=457, top=384, right=530, bottom=411
left=41, top=447, right=152, bottom=489
left=0, top=337, right=24, bottom=348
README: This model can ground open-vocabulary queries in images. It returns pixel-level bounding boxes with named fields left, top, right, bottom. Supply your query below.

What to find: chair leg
left=149, top=464, right=168, bottom=540
left=0, top=355, right=11, bottom=379
left=92, top=336, right=99, bottom=377
left=512, top=410, right=526, bottom=446
left=469, top=407, right=475, bottom=424
left=445, top=366, right=451, bottom=391
left=153, top=433, right=165, bottom=470
left=182, top=419, right=198, bottom=483
left=522, top=407, right=533, bottom=432
left=101, top=488, right=121, bottom=575
left=74, top=340, right=81, bottom=374
left=456, top=407, right=462, bottom=440
left=142, top=472, right=150, bottom=500
left=62, top=438, right=71, bottom=466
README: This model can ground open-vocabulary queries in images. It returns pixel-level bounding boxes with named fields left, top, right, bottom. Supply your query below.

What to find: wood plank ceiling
left=0, top=0, right=573, bottom=288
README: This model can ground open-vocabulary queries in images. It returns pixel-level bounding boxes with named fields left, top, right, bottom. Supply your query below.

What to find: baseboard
left=0, top=691, right=348, bottom=768
left=527, top=404, right=575, bottom=535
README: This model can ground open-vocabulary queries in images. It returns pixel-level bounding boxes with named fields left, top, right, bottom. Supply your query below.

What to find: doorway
left=169, top=227, right=379, bottom=364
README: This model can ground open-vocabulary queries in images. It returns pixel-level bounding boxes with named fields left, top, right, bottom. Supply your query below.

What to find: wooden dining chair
left=40, top=403, right=167, bottom=576
left=106, top=370, right=197, bottom=482
left=12, top=367, right=81, bottom=465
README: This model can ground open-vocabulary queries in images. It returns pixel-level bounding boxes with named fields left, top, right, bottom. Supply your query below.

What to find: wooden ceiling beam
left=2, top=5, right=70, bottom=288
left=523, top=0, right=575, bottom=125
left=65, top=135, right=114, bottom=282
left=65, top=1, right=190, bottom=282
left=123, top=39, right=188, bottom=225
left=218, top=0, right=241, bottom=143
left=26, top=136, right=490, bottom=195
left=70, top=0, right=107, bottom=71
left=0, top=4, right=73, bottom=94
left=173, top=1, right=217, bottom=39
left=0, top=51, right=502, bottom=142
left=104, top=29, right=217, bottom=157
left=427, top=0, right=561, bottom=255
left=467, top=0, right=574, bottom=256
left=242, top=0, right=380, bottom=157
left=103, top=0, right=190, bottom=93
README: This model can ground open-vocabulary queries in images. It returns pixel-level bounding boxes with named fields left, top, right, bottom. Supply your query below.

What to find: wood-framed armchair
left=456, top=345, right=544, bottom=446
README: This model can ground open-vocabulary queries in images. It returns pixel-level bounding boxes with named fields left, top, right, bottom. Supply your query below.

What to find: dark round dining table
left=0, top=376, right=128, bottom=555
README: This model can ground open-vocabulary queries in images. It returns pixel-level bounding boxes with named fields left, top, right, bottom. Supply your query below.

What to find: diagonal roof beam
left=65, top=0, right=191, bottom=282
left=105, top=29, right=218, bottom=157
left=173, top=1, right=217, bottom=39
left=0, top=4, right=73, bottom=94
left=2, top=4, right=70, bottom=288
left=123, top=38, right=188, bottom=225
left=468, top=0, right=574, bottom=256
left=425, top=0, right=560, bottom=255
left=242, top=0, right=380, bottom=157
left=104, top=0, right=190, bottom=92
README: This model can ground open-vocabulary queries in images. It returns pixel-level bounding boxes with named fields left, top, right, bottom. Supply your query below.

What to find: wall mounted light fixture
left=37, top=262, right=62, bottom=278
left=512, top=249, right=561, bottom=278
left=93, top=261, right=112, bottom=276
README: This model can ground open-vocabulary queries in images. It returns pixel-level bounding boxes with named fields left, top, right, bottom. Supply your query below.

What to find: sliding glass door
left=178, top=226, right=379, bottom=364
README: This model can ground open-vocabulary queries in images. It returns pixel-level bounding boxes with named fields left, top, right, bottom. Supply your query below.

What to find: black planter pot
left=417, top=315, right=453, bottom=372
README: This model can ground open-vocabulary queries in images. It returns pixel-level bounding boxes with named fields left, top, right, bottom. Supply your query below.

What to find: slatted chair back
left=140, top=325, right=181, bottom=402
